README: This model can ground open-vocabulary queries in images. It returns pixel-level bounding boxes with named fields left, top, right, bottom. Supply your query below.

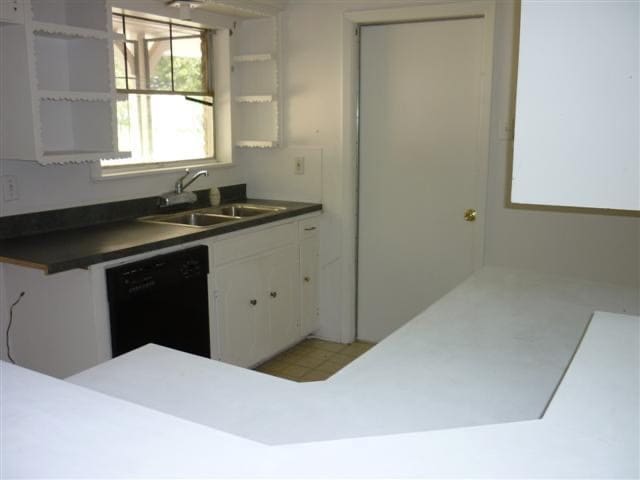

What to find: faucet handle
left=175, top=169, right=190, bottom=193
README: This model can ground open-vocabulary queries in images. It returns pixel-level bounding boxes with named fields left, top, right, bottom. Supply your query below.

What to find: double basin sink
left=140, top=203, right=286, bottom=229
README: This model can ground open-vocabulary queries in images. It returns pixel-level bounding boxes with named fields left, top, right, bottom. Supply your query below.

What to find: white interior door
left=357, top=18, right=488, bottom=342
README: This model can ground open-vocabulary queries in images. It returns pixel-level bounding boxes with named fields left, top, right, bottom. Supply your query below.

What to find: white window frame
left=92, top=7, right=233, bottom=181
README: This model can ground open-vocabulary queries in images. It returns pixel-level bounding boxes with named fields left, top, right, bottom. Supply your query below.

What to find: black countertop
left=0, top=199, right=321, bottom=274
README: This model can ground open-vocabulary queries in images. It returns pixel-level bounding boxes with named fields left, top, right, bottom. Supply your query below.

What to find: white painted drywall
left=512, top=0, right=640, bottom=211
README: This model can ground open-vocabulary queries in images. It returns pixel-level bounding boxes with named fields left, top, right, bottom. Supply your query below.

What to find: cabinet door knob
left=304, top=276, right=311, bottom=283
left=304, top=227, right=316, bottom=231
left=270, top=291, right=277, bottom=298
left=249, top=299, right=257, bottom=306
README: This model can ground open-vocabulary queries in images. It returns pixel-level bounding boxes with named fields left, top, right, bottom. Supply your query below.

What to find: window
left=102, top=13, right=215, bottom=169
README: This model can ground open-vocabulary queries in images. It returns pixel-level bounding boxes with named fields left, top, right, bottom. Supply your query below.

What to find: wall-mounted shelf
left=30, top=0, right=108, bottom=31
left=39, top=90, right=112, bottom=102
left=235, top=140, right=278, bottom=148
left=235, top=95, right=275, bottom=103
left=31, top=21, right=110, bottom=40
left=0, top=0, right=124, bottom=164
left=232, top=16, right=281, bottom=149
left=42, top=150, right=130, bottom=163
left=233, top=53, right=274, bottom=63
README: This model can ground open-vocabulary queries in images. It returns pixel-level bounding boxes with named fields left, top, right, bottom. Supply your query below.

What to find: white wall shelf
left=0, top=0, right=125, bottom=164
left=31, top=21, right=110, bottom=40
left=235, top=95, right=275, bottom=103
left=231, top=16, right=282, bottom=149
left=235, top=140, right=278, bottom=148
left=42, top=150, right=131, bottom=163
left=38, top=90, right=112, bottom=102
left=233, top=53, right=274, bottom=63
left=33, top=34, right=111, bottom=92
left=30, top=0, right=108, bottom=31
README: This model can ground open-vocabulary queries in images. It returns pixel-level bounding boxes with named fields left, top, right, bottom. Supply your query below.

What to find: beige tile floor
left=254, top=338, right=375, bottom=382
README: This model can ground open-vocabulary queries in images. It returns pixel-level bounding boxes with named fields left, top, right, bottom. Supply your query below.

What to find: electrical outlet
left=2, top=175, right=18, bottom=202
left=294, top=156, right=305, bottom=175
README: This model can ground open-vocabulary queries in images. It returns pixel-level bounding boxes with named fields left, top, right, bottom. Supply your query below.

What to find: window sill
left=91, top=158, right=234, bottom=182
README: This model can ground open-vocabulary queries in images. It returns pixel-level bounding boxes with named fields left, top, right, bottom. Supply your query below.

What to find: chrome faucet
left=175, top=169, right=209, bottom=194
left=159, top=169, right=209, bottom=207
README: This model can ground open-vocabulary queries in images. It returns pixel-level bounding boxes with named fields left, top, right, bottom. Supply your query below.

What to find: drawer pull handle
left=249, top=299, right=257, bottom=306
left=304, top=276, right=311, bottom=283
left=304, top=227, right=316, bottom=231
left=270, top=291, right=278, bottom=298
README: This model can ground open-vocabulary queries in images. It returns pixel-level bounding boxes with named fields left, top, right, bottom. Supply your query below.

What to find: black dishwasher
left=106, top=245, right=211, bottom=358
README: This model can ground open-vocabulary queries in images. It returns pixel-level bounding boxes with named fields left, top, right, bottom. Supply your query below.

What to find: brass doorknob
left=464, top=209, right=477, bottom=222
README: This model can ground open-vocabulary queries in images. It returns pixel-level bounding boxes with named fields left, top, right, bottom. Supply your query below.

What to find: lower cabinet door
left=263, top=245, right=300, bottom=354
left=300, top=234, right=320, bottom=336
left=214, top=257, right=268, bottom=368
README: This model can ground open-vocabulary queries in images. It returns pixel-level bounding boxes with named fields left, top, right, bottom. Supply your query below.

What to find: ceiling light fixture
left=165, top=0, right=205, bottom=20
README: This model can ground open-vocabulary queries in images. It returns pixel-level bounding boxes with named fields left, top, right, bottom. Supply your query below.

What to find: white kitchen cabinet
left=299, top=220, right=320, bottom=337
left=264, top=244, right=300, bottom=354
left=214, top=245, right=299, bottom=368
left=512, top=1, right=639, bottom=211
left=300, top=235, right=319, bottom=337
left=211, top=217, right=320, bottom=367
left=214, top=255, right=268, bottom=368
left=0, top=0, right=128, bottom=164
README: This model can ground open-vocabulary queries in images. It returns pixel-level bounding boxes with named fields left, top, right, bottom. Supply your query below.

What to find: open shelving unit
left=0, top=0, right=128, bottom=164
left=231, top=15, right=281, bottom=148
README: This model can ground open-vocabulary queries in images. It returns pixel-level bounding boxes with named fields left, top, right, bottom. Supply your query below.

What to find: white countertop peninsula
left=2, top=267, right=639, bottom=478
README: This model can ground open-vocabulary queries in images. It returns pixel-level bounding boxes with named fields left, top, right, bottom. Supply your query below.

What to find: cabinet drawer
left=299, top=217, right=320, bottom=239
left=213, top=222, right=297, bottom=266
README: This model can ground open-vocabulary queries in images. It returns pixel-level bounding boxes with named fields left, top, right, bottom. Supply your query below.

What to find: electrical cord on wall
left=6, top=291, right=25, bottom=364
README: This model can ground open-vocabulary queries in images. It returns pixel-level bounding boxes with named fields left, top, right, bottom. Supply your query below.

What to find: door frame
left=339, top=1, right=496, bottom=342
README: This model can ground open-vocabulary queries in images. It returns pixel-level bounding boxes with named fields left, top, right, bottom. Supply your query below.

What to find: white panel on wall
left=243, top=147, right=322, bottom=203
left=512, top=1, right=639, bottom=211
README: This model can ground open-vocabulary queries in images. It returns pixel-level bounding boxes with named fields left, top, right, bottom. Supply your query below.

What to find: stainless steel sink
left=139, top=202, right=286, bottom=228
left=141, top=212, right=237, bottom=228
left=204, top=203, right=286, bottom=217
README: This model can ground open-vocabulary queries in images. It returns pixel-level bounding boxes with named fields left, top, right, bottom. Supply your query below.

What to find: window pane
left=105, top=94, right=214, bottom=166
left=122, top=16, right=172, bottom=91
left=113, top=42, right=127, bottom=89
left=112, top=15, right=140, bottom=89
left=112, top=15, right=126, bottom=89
left=172, top=26, right=207, bottom=92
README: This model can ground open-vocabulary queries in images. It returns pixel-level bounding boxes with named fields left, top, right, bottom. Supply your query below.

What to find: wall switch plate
left=2, top=175, right=18, bottom=202
left=294, top=156, right=305, bottom=175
